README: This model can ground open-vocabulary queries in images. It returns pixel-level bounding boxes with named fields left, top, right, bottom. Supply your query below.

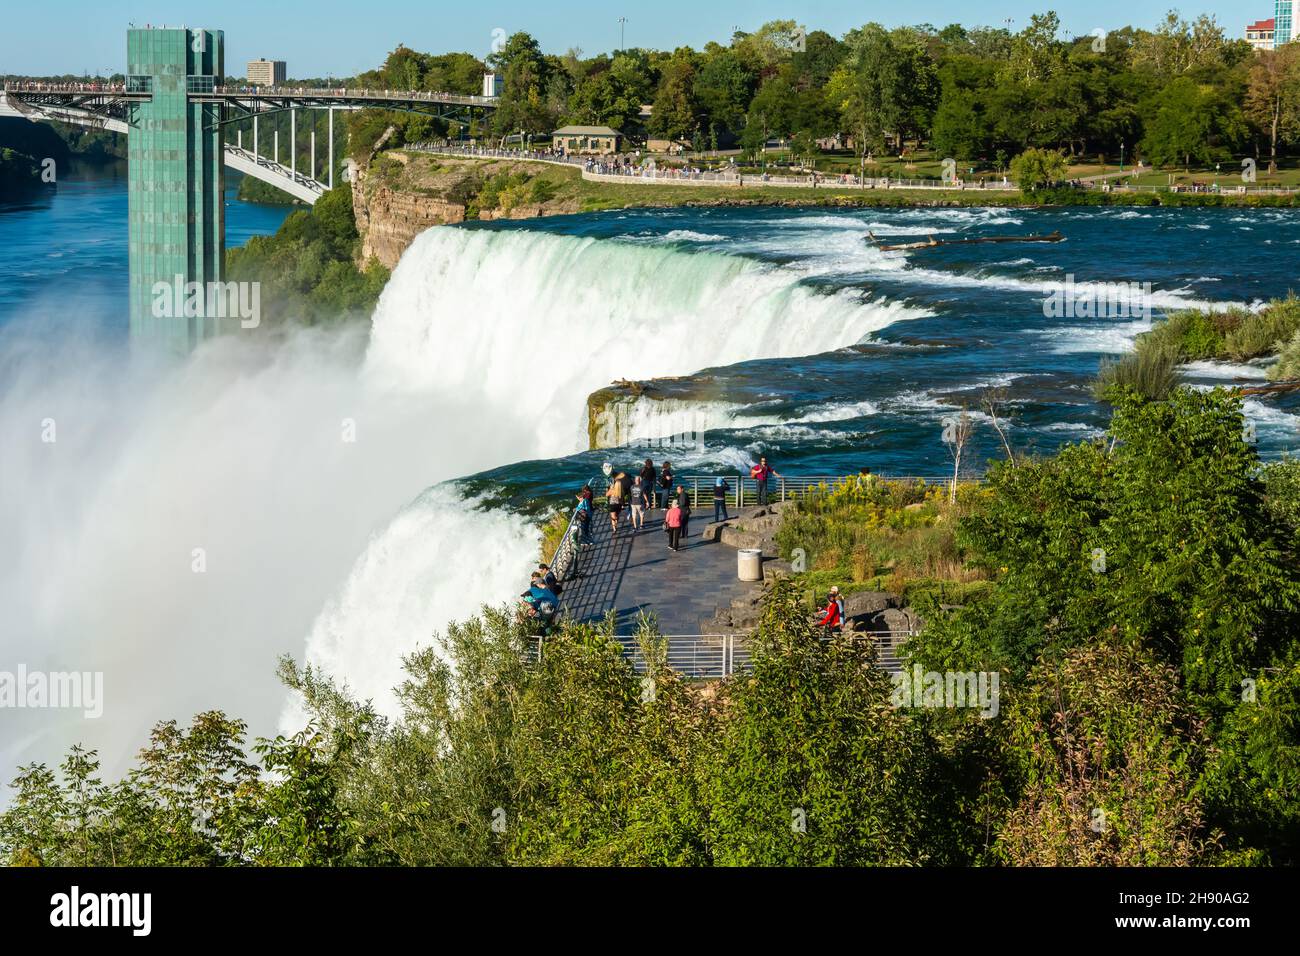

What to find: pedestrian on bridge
left=575, top=487, right=594, bottom=547
left=607, top=470, right=628, bottom=535
left=630, top=476, right=646, bottom=531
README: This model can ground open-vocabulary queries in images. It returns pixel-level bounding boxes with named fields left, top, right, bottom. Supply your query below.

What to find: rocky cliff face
left=351, top=161, right=466, bottom=271
left=351, top=151, right=581, bottom=270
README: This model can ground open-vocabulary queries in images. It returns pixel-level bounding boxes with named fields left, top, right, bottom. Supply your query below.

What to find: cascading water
left=290, top=225, right=926, bottom=721
left=0, top=220, right=925, bottom=774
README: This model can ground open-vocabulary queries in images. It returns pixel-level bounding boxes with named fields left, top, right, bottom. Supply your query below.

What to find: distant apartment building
left=1277, top=0, right=1296, bottom=44
left=247, top=58, right=286, bottom=87
left=482, top=73, right=502, bottom=98
left=1246, top=17, right=1276, bottom=50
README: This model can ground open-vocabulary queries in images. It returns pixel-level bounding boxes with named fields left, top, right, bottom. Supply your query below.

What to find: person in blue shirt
left=713, top=476, right=731, bottom=523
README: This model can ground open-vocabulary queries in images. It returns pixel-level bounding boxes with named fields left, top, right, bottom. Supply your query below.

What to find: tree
left=1009, top=146, right=1068, bottom=190
left=706, top=580, right=950, bottom=865
left=693, top=47, right=755, bottom=141
left=826, top=25, right=905, bottom=171
left=1003, top=12, right=1063, bottom=85
left=909, top=388, right=1300, bottom=707
left=488, top=32, right=555, bottom=140
left=996, top=641, right=1217, bottom=865
left=1130, top=12, right=1231, bottom=77
left=1245, top=45, right=1300, bottom=175
left=1140, top=76, right=1219, bottom=169
left=649, top=53, right=699, bottom=141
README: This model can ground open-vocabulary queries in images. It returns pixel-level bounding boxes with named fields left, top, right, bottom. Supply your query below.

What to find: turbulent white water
left=592, top=395, right=884, bottom=448
left=3, top=223, right=916, bottom=776
left=7, top=222, right=912, bottom=772
left=291, top=226, right=923, bottom=720
left=365, top=226, right=925, bottom=452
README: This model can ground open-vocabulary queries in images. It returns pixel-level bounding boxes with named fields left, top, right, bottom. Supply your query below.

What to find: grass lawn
left=1111, top=166, right=1300, bottom=189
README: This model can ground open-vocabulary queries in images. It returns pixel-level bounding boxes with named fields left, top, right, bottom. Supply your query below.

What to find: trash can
left=737, top=548, right=763, bottom=582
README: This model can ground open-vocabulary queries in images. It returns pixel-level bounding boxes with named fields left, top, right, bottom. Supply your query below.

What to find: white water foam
left=296, top=225, right=926, bottom=724
left=2, top=223, right=924, bottom=776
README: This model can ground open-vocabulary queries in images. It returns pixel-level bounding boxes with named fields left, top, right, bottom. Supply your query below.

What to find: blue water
left=2, top=169, right=1297, bottom=506
left=4, top=161, right=1300, bottom=770
left=458, top=204, right=1300, bottom=504
left=0, top=161, right=292, bottom=338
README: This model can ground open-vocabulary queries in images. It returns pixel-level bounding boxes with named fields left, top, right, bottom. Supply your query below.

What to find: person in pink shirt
left=664, top=502, right=684, bottom=552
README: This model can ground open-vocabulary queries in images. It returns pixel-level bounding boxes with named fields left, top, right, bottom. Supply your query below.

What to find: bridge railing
left=211, top=86, right=499, bottom=106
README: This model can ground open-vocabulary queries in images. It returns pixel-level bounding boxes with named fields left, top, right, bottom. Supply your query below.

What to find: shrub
left=1094, top=338, right=1180, bottom=403
left=1224, top=295, right=1300, bottom=362
left=1268, top=328, right=1300, bottom=381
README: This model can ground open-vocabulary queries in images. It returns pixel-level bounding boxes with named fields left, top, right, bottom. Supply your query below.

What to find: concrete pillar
left=328, top=107, right=334, bottom=189
left=253, top=113, right=258, bottom=158
left=274, top=129, right=279, bottom=165
left=310, top=127, right=316, bottom=181
left=291, top=108, right=296, bottom=178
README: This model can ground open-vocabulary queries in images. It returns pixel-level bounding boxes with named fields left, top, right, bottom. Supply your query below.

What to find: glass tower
left=127, top=27, right=225, bottom=354
left=1279, top=1, right=1295, bottom=45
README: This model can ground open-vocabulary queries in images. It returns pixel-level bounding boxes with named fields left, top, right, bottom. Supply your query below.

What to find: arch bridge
left=1, top=27, right=497, bottom=352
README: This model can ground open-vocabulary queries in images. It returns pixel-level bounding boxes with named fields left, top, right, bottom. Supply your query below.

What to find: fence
left=404, top=144, right=1018, bottom=191
left=527, top=629, right=915, bottom=678
left=667, top=474, right=957, bottom=509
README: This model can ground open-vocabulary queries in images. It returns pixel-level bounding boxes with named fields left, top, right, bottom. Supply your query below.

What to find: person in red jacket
left=750, top=455, right=782, bottom=506
left=818, top=586, right=844, bottom=635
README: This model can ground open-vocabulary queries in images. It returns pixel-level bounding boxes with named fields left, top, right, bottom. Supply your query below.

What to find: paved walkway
left=559, top=504, right=761, bottom=636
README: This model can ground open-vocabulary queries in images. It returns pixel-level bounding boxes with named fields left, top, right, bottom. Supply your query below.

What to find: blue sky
left=0, top=1, right=1267, bottom=78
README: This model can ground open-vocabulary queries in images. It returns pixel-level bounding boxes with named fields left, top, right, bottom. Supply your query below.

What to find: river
left=2, top=161, right=1298, bottom=777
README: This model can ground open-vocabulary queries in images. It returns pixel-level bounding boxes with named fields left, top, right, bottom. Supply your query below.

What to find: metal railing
left=210, top=86, right=499, bottom=106
left=527, top=628, right=916, bottom=679
left=658, top=474, right=959, bottom=509
left=547, top=472, right=604, bottom=586
left=404, top=145, right=1019, bottom=191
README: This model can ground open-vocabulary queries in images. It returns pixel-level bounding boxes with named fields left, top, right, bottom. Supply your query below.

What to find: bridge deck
left=559, top=504, right=761, bottom=637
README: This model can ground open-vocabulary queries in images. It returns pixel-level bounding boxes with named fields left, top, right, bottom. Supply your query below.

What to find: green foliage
left=775, top=477, right=989, bottom=601
left=0, top=146, right=43, bottom=191
left=5, top=343, right=1300, bottom=868
left=1095, top=338, right=1180, bottom=403
left=1271, top=329, right=1300, bottom=381
left=1010, top=147, right=1069, bottom=190
left=706, top=581, right=954, bottom=864
left=912, top=389, right=1300, bottom=699
left=226, top=183, right=388, bottom=327
left=1263, top=457, right=1300, bottom=542
left=1095, top=297, right=1300, bottom=401
left=1223, top=295, right=1300, bottom=361
left=995, top=640, right=1217, bottom=865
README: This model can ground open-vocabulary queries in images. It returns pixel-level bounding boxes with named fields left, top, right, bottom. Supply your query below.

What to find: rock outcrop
left=352, top=168, right=466, bottom=269
left=350, top=151, right=581, bottom=270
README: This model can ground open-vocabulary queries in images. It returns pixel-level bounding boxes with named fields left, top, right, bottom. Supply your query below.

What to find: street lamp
left=1119, top=140, right=1124, bottom=172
